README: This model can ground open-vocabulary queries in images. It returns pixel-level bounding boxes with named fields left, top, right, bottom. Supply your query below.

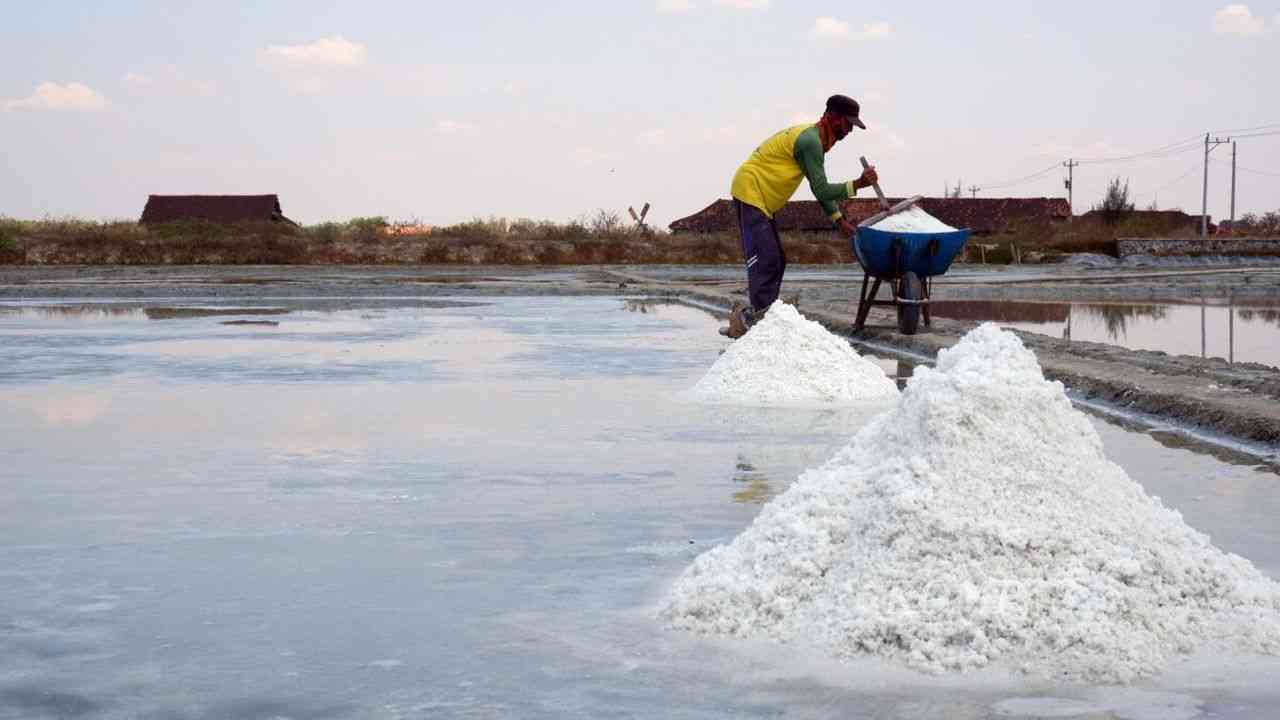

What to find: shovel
left=856, top=156, right=923, bottom=228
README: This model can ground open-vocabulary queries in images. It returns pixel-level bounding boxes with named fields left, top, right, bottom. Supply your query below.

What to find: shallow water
left=1, top=296, right=1277, bottom=719
left=929, top=299, right=1280, bottom=368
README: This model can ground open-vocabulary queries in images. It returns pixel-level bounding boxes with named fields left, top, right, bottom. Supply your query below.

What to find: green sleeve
left=794, top=127, right=856, bottom=221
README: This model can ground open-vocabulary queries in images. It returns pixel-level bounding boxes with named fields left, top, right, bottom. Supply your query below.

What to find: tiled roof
left=670, top=197, right=1071, bottom=234
left=140, top=195, right=296, bottom=225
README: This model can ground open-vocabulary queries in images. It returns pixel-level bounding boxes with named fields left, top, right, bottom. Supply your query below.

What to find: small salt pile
left=663, top=323, right=1280, bottom=682
left=691, top=303, right=898, bottom=405
left=871, top=205, right=956, bottom=233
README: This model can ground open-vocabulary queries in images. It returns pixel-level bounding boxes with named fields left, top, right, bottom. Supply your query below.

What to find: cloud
left=571, top=145, right=618, bottom=168
left=657, top=0, right=767, bottom=14
left=260, top=35, right=368, bottom=69
left=1212, top=4, right=1266, bottom=35
left=430, top=119, right=477, bottom=135
left=712, top=0, right=769, bottom=8
left=812, top=18, right=892, bottom=41
left=858, top=22, right=892, bottom=39
left=813, top=17, right=850, bottom=37
left=381, top=64, right=455, bottom=98
left=702, top=124, right=744, bottom=144
left=122, top=65, right=215, bottom=97
left=259, top=36, right=369, bottom=94
left=4, top=81, right=107, bottom=111
left=639, top=128, right=668, bottom=146
left=657, top=0, right=695, bottom=13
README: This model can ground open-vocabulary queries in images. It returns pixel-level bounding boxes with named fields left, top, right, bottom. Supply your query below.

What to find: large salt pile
left=871, top=205, right=956, bottom=233
left=691, top=303, right=898, bottom=405
left=663, top=323, right=1280, bottom=682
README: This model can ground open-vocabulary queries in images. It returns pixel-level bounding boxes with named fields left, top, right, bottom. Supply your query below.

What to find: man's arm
left=794, top=127, right=862, bottom=224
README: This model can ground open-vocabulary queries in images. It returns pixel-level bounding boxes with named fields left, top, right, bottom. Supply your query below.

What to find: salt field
left=2, top=296, right=1280, bottom=719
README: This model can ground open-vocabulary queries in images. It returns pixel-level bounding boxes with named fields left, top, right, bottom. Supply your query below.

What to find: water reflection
left=929, top=300, right=1069, bottom=324
left=0, top=305, right=142, bottom=319
left=144, top=307, right=291, bottom=320
left=1077, top=304, right=1169, bottom=341
left=731, top=455, right=773, bottom=504
left=1237, top=308, right=1280, bottom=324
left=895, top=358, right=918, bottom=390
left=934, top=298, right=1280, bottom=368
left=1147, top=430, right=1280, bottom=475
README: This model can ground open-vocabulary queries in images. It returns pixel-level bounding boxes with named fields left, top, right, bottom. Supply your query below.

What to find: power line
left=1211, top=123, right=1280, bottom=134
left=1077, top=142, right=1203, bottom=165
left=1227, top=130, right=1280, bottom=140
left=966, top=128, right=1277, bottom=196
left=974, top=162, right=1060, bottom=191
left=1210, top=157, right=1280, bottom=177
left=1135, top=161, right=1203, bottom=199
left=1074, top=133, right=1204, bottom=165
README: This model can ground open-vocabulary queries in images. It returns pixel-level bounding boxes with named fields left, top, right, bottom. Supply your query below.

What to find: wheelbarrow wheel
left=897, top=271, right=923, bottom=335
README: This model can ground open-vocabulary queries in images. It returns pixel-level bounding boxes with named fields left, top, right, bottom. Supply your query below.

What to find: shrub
left=1093, top=177, right=1135, bottom=223
left=307, top=222, right=344, bottom=243
left=1234, top=210, right=1280, bottom=235
left=587, top=209, right=624, bottom=235
left=0, top=217, right=16, bottom=251
left=346, top=216, right=389, bottom=242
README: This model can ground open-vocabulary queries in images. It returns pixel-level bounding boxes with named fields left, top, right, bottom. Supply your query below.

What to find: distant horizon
left=2, top=2, right=1276, bottom=228
left=0, top=192, right=1248, bottom=229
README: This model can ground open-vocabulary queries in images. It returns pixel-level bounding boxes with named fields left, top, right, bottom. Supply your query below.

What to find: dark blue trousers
left=734, top=200, right=785, bottom=312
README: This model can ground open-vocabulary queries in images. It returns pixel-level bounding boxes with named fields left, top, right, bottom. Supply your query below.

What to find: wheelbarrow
left=847, top=157, right=970, bottom=335
left=850, top=222, right=970, bottom=335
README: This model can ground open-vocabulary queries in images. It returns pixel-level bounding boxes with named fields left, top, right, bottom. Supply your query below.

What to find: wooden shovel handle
left=860, top=156, right=889, bottom=210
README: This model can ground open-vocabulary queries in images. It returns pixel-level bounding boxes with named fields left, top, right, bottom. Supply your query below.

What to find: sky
left=1, top=1, right=1278, bottom=229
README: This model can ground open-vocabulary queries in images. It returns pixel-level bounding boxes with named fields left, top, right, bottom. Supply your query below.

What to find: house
left=669, top=197, right=1071, bottom=235
left=140, top=195, right=297, bottom=225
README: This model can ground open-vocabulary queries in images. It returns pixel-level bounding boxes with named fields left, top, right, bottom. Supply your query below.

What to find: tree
left=588, top=209, right=624, bottom=235
left=944, top=180, right=963, bottom=199
left=1093, top=177, right=1134, bottom=222
left=1234, top=211, right=1280, bottom=236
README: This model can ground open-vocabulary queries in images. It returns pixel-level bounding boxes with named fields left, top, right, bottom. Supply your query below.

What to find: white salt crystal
left=871, top=205, right=956, bottom=233
left=663, top=323, right=1280, bottom=682
left=691, top=303, right=898, bottom=405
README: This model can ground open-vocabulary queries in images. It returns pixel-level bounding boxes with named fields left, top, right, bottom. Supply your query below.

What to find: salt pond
left=1, top=296, right=1278, bottom=719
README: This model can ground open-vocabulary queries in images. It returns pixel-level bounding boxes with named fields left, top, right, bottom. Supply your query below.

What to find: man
left=721, top=94, right=878, bottom=338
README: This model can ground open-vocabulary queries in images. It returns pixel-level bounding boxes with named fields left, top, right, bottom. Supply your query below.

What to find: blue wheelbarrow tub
left=852, top=226, right=972, bottom=280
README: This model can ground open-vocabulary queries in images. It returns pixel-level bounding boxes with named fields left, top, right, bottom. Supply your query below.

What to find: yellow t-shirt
left=730, top=124, right=856, bottom=220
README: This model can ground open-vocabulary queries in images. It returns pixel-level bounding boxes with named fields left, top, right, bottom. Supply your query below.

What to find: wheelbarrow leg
left=853, top=274, right=879, bottom=332
left=922, top=276, right=932, bottom=328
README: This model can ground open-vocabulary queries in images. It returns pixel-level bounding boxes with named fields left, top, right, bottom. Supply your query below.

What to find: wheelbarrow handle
left=860, top=156, right=889, bottom=210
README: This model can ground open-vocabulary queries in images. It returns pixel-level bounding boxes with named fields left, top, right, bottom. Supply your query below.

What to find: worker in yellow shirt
left=722, top=94, right=878, bottom=338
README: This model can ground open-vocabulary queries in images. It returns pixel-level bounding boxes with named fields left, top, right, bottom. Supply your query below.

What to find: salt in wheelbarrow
left=848, top=158, right=970, bottom=335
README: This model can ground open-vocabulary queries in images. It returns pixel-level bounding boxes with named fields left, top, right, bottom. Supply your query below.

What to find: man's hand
left=836, top=218, right=856, bottom=237
left=857, top=165, right=879, bottom=190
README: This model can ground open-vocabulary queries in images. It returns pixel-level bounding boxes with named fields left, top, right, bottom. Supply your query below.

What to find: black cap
left=826, top=94, right=866, bottom=129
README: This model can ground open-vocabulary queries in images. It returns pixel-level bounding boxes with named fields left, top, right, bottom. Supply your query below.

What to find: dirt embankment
left=1, top=225, right=856, bottom=266
left=605, top=269, right=1280, bottom=451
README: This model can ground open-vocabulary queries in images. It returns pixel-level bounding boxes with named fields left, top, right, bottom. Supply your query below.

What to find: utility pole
left=1202, top=133, right=1230, bottom=237
left=1230, top=141, right=1237, bottom=228
left=968, top=185, right=979, bottom=199
left=1063, top=159, right=1078, bottom=222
